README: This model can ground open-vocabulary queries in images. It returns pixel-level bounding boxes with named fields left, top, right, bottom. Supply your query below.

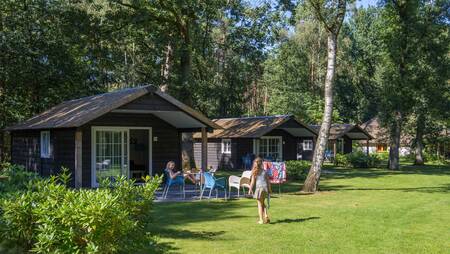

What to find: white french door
left=253, top=136, right=283, bottom=161
left=91, top=126, right=153, bottom=187
left=92, top=128, right=129, bottom=187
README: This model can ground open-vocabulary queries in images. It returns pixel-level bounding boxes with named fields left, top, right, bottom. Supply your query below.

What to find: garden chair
left=208, top=166, right=218, bottom=176
left=162, top=170, right=185, bottom=199
left=199, top=172, right=227, bottom=200
left=228, top=170, right=252, bottom=198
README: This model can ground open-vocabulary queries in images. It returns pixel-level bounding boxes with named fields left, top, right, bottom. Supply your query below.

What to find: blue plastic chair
left=162, top=170, right=185, bottom=199
left=199, top=172, right=227, bottom=200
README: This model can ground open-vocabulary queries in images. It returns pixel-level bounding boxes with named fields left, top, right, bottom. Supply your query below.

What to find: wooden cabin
left=192, top=115, right=318, bottom=170
left=6, top=85, right=220, bottom=188
left=359, top=118, right=412, bottom=155
left=310, top=124, right=372, bottom=158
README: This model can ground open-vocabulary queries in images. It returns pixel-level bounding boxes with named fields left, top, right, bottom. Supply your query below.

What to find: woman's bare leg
left=257, top=200, right=264, bottom=223
left=184, top=174, right=196, bottom=184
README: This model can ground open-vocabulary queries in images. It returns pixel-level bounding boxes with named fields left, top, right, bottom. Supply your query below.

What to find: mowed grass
left=151, top=164, right=450, bottom=254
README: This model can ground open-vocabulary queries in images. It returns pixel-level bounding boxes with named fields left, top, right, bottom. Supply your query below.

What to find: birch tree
left=302, top=0, right=348, bottom=193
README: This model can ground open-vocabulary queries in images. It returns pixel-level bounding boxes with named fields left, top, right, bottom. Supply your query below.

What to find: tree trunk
left=414, top=114, right=425, bottom=165
left=160, top=41, right=173, bottom=93
left=302, top=33, right=337, bottom=193
left=388, top=111, right=402, bottom=170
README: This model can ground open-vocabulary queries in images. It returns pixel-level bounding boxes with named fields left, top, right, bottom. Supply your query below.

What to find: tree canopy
left=0, top=0, right=449, bottom=164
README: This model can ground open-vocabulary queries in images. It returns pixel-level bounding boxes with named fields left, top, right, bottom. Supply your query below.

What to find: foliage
left=0, top=166, right=162, bottom=253
left=422, top=151, right=450, bottom=165
left=334, top=151, right=380, bottom=168
left=285, top=160, right=311, bottom=180
left=0, top=162, right=39, bottom=195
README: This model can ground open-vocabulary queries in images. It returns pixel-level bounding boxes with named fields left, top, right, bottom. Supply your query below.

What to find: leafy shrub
left=0, top=162, right=39, bottom=194
left=334, top=153, right=350, bottom=167
left=335, top=151, right=381, bottom=168
left=286, top=160, right=311, bottom=180
left=0, top=166, right=162, bottom=253
left=422, top=151, right=449, bottom=164
left=374, top=151, right=389, bottom=162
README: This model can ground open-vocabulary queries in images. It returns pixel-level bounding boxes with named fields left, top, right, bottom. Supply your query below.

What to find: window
left=221, top=139, right=231, bottom=154
left=40, top=131, right=51, bottom=158
left=254, top=137, right=282, bottom=161
left=303, top=140, right=313, bottom=151
left=94, top=129, right=128, bottom=185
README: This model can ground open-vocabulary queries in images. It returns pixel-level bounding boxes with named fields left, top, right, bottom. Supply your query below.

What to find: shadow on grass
left=265, top=165, right=450, bottom=195
left=320, top=183, right=450, bottom=194
left=271, top=216, right=320, bottom=224
left=150, top=200, right=253, bottom=248
left=155, top=228, right=226, bottom=240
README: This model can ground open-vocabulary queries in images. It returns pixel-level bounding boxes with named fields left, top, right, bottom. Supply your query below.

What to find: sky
left=249, top=0, right=378, bottom=8
left=357, top=0, right=377, bottom=8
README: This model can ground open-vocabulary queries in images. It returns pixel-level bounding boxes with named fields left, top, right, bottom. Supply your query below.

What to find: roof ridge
left=64, top=85, right=154, bottom=103
left=214, top=114, right=291, bottom=121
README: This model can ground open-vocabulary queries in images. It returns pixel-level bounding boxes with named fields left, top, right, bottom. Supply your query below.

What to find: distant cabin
left=309, top=124, right=372, bottom=158
left=6, top=85, right=220, bottom=188
left=192, top=115, right=318, bottom=170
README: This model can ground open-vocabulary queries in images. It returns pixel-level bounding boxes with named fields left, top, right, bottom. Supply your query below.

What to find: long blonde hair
left=251, top=157, right=263, bottom=177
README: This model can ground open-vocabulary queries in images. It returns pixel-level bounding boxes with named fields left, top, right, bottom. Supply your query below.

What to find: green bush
left=422, top=151, right=449, bottom=164
left=0, top=166, right=162, bottom=253
left=0, top=162, right=39, bottom=194
left=335, top=151, right=381, bottom=168
left=334, top=153, right=350, bottom=167
left=286, top=160, right=311, bottom=180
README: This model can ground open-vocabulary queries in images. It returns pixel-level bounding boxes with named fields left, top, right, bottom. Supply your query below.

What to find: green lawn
left=151, top=164, right=450, bottom=254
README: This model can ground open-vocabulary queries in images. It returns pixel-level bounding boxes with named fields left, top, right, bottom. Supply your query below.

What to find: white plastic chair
left=228, top=170, right=252, bottom=198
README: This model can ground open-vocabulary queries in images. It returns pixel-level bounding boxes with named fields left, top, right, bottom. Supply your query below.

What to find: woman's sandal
left=264, top=217, right=270, bottom=224
left=258, top=220, right=264, bottom=224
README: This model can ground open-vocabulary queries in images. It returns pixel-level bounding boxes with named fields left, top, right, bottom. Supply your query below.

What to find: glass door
left=94, top=129, right=128, bottom=185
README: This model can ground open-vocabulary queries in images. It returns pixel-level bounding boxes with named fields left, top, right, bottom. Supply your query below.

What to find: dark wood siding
left=297, top=137, right=315, bottom=160
left=81, top=112, right=180, bottom=187
left=193, top=138, right=239, bottom=170
left=11, top=129, right=76, bottom=185
left=52, top=129, right=76, bottom=185
left=344, top=136, right=353, bottom=154
left=193, top=131, right=315, bottom=170
left=11, top=130, right=40, bottom=173
left=194, top=139, right=219, bottom=170
left=264, top=129, right=297, bottom=161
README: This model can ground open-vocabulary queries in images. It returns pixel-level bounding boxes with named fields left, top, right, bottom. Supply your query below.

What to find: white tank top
left=256, top=170, right=267, bottom=188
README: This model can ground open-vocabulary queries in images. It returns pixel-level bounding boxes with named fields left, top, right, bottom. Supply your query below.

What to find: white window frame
left=91, top=126, right=152, bottom=187
left=253, top=136, right=283, bottom=161
left=40, top=131, right=51, bottom=158
left=303, top=139, right=313, bottom=151
left=221, top=139, right=231, bottom=154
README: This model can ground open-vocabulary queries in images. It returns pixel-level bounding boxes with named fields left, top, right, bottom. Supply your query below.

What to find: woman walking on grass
left=249, top=157, right=272, bottom=224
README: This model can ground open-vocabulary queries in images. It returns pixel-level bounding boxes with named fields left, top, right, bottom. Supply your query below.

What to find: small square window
left=303, top=140, right=313, bottom=151
left=221, top=139, right=231, bottom=154
left=40, top=131, right=51, bottom=158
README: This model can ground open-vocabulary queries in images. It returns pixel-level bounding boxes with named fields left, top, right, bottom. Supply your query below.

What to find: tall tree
left=410, top=0, right=449, bottom=165
left=302, top=0, right=347, bottom=193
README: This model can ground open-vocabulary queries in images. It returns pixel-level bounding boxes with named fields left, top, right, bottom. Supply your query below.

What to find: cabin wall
left=81, top=112, right=180, bottom=187
left=193, top=138, right=237, bottom=170
left=10, top=129, right=76, bottom=186
left=297, top=137, right=315, bottom=160
left=11, top=130, right=40, bottom=173
left=344, top=136, right=353, bottom=154
left=264, top=129, right=315, bottom=161
left=192, top=131, right=315, bottom=171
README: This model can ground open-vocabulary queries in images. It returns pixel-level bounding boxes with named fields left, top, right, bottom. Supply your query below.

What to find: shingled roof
left=310, top=123, right=372, bottom=140
left=193, top=115, right=317, bottom=139
left=6, top=85, right=221, bottom=131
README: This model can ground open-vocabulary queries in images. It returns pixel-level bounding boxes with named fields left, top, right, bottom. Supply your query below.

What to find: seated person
left=164, top=161, right=196, bottom=184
